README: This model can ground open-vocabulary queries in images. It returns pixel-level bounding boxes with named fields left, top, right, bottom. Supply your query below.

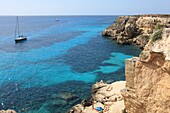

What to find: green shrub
left=151, top=28, right=163, bottom=42
left=155, top=24, right=164, bottom=30
left=143, top=35, right=150, bottom=42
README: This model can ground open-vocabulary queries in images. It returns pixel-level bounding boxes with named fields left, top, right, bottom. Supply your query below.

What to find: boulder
left=0, top=110, right=17, bottom=113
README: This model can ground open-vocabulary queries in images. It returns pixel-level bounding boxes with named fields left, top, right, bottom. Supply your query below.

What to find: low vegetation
left=155, top=24, right=164, bottom=30
left=151, top=28, right=163, bottom=42
left=143, top=35, right=150, bottom=42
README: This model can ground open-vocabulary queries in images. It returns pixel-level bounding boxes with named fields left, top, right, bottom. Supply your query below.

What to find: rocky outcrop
left=0, top=110, right=16, bottom=113
left=68, top=81, right=126, bottom=113
left=121, top=28, right=170, bottom=113
left=102, top=14, right=170, bottom=48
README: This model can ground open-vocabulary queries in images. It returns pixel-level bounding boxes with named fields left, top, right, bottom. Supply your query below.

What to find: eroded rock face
left=103, top=14, right=170, bottom=48
left=102, top=16, right=141, bottom=44
left=122, top=28, right=170, bottom=113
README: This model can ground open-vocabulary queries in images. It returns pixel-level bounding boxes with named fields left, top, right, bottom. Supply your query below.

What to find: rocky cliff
left=122, top=27, right=170, bottom=113
left=68, top=15, right=170, bottom=113
left=102, top=14, right=170, bottom=48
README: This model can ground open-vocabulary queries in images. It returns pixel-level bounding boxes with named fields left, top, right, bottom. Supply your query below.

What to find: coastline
left=102, top=14, right=170, bottom=48
left=1, top=15, right=170, bottom=113
left=69, top=14, right=170, bottom=113
left=68, top=81, right=126, bottom=113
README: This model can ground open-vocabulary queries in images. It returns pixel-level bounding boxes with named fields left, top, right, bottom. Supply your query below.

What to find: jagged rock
left=81, top=99, right=91, bottom=107
left=103, top=14, right=170, bottom=48
left=68, top=81, right=126, bottom=113
left=67, top=104, right=84, bottom=113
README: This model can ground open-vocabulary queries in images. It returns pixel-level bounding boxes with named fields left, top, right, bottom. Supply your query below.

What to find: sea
left=0, top=16, right=141, bottom=113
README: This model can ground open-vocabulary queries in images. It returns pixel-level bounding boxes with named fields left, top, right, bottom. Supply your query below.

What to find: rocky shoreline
left=68, top=81, right=126, bottom=113
left=102, top=14, right=170, bottom=48
left=0, top=110, right=16, bottom=113
left=69, top=14, right=170, bottom=113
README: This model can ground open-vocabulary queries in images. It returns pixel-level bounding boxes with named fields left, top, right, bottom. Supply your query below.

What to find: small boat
left=55, top=19, right=59, bottom=21
left=15, top=16, right=27, bottom=42
left=15, top=35, right=27, bottom=42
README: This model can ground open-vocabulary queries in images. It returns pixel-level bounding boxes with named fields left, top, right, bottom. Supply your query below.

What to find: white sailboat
left=15, top=16, right=27, bottom=42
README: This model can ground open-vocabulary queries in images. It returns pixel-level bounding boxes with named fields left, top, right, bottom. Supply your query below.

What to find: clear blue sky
left=0, top=0, right=170, bottom=15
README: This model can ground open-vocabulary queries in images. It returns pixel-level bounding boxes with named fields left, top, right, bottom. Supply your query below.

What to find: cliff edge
left=122, top=26, right=170, bottom=113
left=102, top=14, right=170, bottom=48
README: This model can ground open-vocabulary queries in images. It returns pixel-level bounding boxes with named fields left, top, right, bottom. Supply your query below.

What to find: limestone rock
left=122, top=26, right=170, bottom=113
left=68, top=104, right=84, bottom=113
left=0, top=110, right=16, bottom=113
left=103, top=14, right=170, bottom=48
left=68, top=81, right=126, bottom=113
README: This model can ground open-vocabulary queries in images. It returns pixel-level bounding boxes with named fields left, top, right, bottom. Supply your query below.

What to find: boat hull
left=15, top=37, right=27, bottom=43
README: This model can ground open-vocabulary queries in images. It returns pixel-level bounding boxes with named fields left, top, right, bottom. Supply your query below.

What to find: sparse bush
left=151, top=28, right=163, bottom=42
left=155, top=24, right=164, bottom=30
left=143, top=35, right=150, bottom=42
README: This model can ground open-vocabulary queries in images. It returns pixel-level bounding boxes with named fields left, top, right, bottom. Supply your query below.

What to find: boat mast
left=17, top=16, right=20, bottom=36
left=14, top=16, right=20, bottom=38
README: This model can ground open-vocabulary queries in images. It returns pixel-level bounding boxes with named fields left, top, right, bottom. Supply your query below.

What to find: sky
left=0, top=0, right=170, bottom=15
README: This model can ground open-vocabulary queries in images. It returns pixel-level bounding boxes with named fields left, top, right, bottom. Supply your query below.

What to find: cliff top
left=121, top=14, right=170, bottom=17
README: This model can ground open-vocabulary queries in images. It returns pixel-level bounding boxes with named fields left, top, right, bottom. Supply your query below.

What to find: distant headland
left=102, top=14, right=170, bottom=48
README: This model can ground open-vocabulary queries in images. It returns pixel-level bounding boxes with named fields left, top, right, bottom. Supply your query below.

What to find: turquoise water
left=0, top=16, right=141, bottom=113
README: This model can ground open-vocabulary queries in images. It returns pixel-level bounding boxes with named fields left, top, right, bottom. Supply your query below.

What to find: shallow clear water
left=0, top=16, right=141, bottom=113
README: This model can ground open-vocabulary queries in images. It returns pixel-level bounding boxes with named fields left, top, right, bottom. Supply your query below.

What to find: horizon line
left=0, top=13, right=169, bottom=16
